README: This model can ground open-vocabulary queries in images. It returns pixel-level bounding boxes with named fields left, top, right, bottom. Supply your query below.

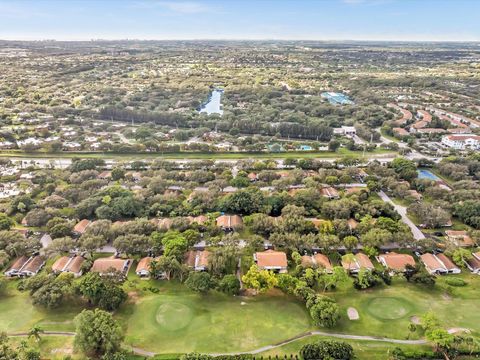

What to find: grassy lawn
left=0, top=285, right=81, bottom=333
left=2, top=273, right=480, bottom=357
left=118, top=283, right=312, bottom=354
left=326, top=275, right=480, bottom=340
left=0, top=148, right=396, bottom=160
left=259, top=334, right=434, bottom=360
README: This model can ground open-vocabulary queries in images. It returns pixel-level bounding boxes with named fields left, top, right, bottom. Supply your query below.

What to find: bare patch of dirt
left=347, top=307, right=359, bottom=320
left=410, top=316, right=421, bottom=325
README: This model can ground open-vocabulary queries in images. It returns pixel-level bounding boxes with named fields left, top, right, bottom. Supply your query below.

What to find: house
left=441, top=135, right=480, bottom=150
left=347, top=218, right=359, bottom=231
left=320, top=186, right=339, bottom=199
left=420, top=253, right=460, bottom=275
left=216, top=215, right=243, bottom=231
left=465, top=252, right=480, bottom=274
left=20, top=256, right=45, bottom=277
left=254, top=250, right=287, bottom=273
left=407, top=190, right=422, bottom=201
left=91, top=258, right=131, bottom=276
left=333, top=126, right=356, bottom=136
left=4, top=256, right=30, bottom=277
left=341, top=253, right=374, bottom=273
left=185, top=250, right=210, bottom=271
left=248, top=173, right=258, bottom=182
left=301, top=253, right=333, bottom=273
left=393, top=127, right=409, bottom=137
left=73, top=219, right=91, bottom=236
left=136, top=257, right=154, bottom=277
left=98, top=171, right=112, bottom=180
left=377, top=252, right=415, bottom=272
left=445, top=230, right=474, bottom=247
left=51, top=256, right=85, bottom=277
left=435, top=253, right=461, bottom=274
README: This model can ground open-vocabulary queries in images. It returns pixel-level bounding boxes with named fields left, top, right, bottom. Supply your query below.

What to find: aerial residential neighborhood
left=0, top=0, right=479, bottom=359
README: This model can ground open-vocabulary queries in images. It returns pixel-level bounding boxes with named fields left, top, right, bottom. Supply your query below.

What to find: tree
left=390, top=157, right=417, bottom=181
left=241, top=265, right=278, bottom=293
left=328, top=140, right=341, bottom=152
left=46, top=236, right=75, bottom=256
left=451, top=248, right=473, bottom=268
left=218, top=274, right=241, bottom=295
left=28, top=326, right=44, bottom=342
left=160, top=231, right=188, bottom=260
left=111, top=167, right=125, bottom=181
left=113, top=234, right=150, bottom=256
left=300, top=340, right=354, bottom=360
left=77, top=272, right=127, bottom=311
left=310, top=301, right=340, bottom=328
left=220, top=188, right=265, bottom=215
left=0, top=213, right=13, bottom=230
left=185, top=272, right=214, bottom=293
left=74, top=309, right=124, bottom=357
left=308, top=297, right=340, bottom=328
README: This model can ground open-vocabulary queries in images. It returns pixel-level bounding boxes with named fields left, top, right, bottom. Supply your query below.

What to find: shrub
left=445, top=277, right=466, bottom=287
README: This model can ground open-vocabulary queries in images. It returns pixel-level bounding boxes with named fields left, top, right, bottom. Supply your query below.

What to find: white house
left=333, top=126, right=356, bottom=136
left=442, top=135, right=480, bottom=150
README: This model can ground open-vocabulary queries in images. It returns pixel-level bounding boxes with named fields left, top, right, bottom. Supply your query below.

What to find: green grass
left=326, top=275, right=480, bottom=340
left=259, top=335, right=434, bottom=360
left=0, top=286, right=81, bottom=333
left=0, top=148, right=396, bottom=160
left=118, top=284, right=312, bottom=354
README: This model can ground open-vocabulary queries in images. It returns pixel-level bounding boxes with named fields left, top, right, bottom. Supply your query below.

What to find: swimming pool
left=417, top=169, right=441, bottom=181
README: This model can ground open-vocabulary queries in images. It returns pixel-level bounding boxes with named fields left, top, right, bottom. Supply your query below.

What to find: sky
left=0, top=0, right=479, bottom=41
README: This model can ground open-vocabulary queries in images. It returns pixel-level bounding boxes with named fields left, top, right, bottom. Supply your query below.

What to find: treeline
left=99, top=106, right=188, bottom=127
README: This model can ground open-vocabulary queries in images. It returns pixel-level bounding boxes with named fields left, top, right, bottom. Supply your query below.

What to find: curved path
left=8, top=330, right=427, bottom=357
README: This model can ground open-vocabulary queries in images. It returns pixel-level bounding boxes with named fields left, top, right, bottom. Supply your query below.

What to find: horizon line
left=1, top=38, right=480, bottom=43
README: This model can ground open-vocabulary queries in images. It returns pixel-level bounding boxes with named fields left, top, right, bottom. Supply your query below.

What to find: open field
left=119, top=286, right=312, bottom=354
left=259, top=335, right=434, bottom=360
left=0, top=148, right=396, bottom=161
left=2, top=274, right=480, bottom=357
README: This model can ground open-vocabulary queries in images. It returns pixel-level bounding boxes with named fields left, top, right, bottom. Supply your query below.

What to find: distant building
left=333, top=126, right=356, bottom=136
left=321, top=92, right=354, bottom=105
left=442, top=135, right=480, bottom=150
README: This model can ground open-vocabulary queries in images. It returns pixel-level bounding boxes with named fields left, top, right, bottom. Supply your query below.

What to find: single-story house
left=445, top=230, right=474, bottom=247
left=341, top=253, right=374, bottom=273
left=4, top=256, right=30, bottom=277
left=216, top=215, right=243, bottom=231
left=420, top=253, right=460, bottom=275
left=465, top=252, right=480, bottom=274
left=98, top=171, right=112, bottom=180
left=19, top=256, right=45, bottom=277
left=377, top=252, right=416, bottom=272
left=185, top=250, right=210, bottom=271
left=73, top=219, right=91, bottom=236
left=435, top=253, right=461, bottom=274
left=347, top=218, right=359, bottom=231
left=407, top=190, right=423, bottom=201
left=51, top=255, right=85, bottom=277
left=136, top=257, right=154, bottom=277
left=248, top=173, right=258, bottom=182
left=302, top=253, right=333, bottom=273
left=91, top=258, right=131, bottom=276
left=254, top=250, right=287, bottom=273
left=320, top=187, right=339, bottom=199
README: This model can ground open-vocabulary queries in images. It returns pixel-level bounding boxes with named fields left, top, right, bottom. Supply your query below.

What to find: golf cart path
left=7, top=330, right=428, bottom=357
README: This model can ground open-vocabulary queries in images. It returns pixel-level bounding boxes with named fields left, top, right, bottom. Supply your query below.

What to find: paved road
left=378, top=191, right=425, bottom=240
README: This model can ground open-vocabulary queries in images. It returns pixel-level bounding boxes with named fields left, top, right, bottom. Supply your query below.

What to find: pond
left=417, top=169, right=441, bottom=181
left=199, top=89, right=224, bottom=116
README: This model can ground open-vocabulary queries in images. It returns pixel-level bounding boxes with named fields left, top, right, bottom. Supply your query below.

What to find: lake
left=199, top=89, right=224, bottom=116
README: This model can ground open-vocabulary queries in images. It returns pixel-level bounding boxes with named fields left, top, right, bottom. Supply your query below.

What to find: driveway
left=377, top=191, right=425, bottom=240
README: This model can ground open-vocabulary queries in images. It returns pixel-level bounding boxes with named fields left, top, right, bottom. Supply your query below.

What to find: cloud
left=159, top=1, right=210, bottom=13
left=130, top=1, right=211, bottom=14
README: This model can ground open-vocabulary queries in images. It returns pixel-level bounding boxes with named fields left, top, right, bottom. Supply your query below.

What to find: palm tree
left=28, top=325, right=44, bottom=342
